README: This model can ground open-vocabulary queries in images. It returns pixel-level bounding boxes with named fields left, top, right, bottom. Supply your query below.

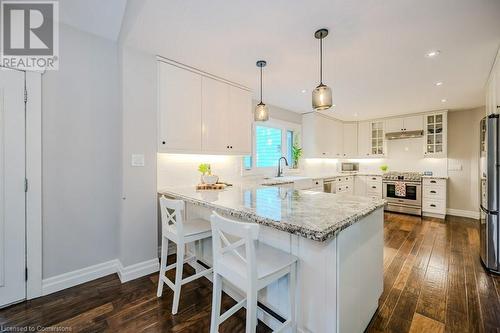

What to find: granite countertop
left=158, top=184, right=385, bottom=242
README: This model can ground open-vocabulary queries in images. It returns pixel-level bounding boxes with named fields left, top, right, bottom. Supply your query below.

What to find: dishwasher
left=323, top=179, right=335, bottom=193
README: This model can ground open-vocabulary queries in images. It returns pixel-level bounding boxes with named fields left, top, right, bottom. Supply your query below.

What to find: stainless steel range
left=382, top=172, right=422, bottom=216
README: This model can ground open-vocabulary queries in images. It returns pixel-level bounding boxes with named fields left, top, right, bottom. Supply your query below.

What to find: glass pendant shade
left=312, top=83, right=333, bottom=110
left=254, top=102, right=269, bottom=121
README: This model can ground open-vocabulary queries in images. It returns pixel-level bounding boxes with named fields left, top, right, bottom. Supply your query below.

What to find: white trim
left=447, top=208, right=480, bottom=220
left=25, top=71, right=43, bottom=299
left=117, top=258, right=159, bottom=283
left=41, top=257, right=161, bottom=296
left=42, top=260, right=120, bottom=296
left=156, top=56, right=250, bottom=91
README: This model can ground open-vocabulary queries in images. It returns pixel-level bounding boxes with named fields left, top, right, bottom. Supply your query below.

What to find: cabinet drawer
left=367, top=176, right=381, bottom=182
left=423, top=178, right=446, bottom=188
left=422, top=198, right=446, bottom=214
left=423, top=185, right=446, bottom=199
left=367, top=183, right=381, bottom=192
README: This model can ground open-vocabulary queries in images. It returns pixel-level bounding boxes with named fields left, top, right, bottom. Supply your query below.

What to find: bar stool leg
left=172, top=242, right=185, bottom=314
left=210, top=272, right=222, bottom=333
left=156, top=236, right=169, bottom=297
left=289, top=263, right=297, bottom=331
left=245, top=287, right=258, bottom=333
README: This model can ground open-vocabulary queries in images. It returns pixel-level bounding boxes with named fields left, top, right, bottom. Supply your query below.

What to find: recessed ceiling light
left=435, top=81, right=443, bottom=86
left=441, top=98, right=447, bottom=103
left=301, top=89, right=307, bottom=93
left=426, top=50, right=441, bottom=58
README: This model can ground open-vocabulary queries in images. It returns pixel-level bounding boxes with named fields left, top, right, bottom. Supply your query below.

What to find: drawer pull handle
left=430, top=180, right=436, bottom=183
left=372, top=186, right=377, bottom=189
left=430, top=190, right=436, bottom=194
left=430, top=204, right=436, bottom=207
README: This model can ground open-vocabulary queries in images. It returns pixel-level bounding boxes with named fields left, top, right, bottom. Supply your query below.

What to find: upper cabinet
left=302, top=113, right=343, bottom=158
left=357, top=122, right=371, bottom=157
left=158, top=61, right=252, bottom=154
left=370, top=121, right=385, bottom=156
left=158, top=62, right=202, bottom=152
left=423, top=111, right=447, bottom=157
left=342, top=123, right=358, bottom=158
left=384, top=115, right=423, bottom=132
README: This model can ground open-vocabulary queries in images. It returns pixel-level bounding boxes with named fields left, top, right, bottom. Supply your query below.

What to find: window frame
left=242, top=118, right=301, bottom=175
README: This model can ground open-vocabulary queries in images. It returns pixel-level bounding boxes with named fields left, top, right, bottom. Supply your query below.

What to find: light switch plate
left=131, top=154, right=145, bottom=167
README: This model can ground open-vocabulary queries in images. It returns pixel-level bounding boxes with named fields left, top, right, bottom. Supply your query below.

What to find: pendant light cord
left=320, top=37, right=323, bottom=84
left=260, top=66, right=263, bottom=103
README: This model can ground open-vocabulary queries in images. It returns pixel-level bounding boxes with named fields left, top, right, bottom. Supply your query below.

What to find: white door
left=227, top=86, right=252, bottom=154
left=403, top=115, right=423, bottom=131
left=384, top=118, right=404, bottom=132
left=201, top=76, right=229, bottom=153
left=158, top=62, right=202, bottom=152
left=0, top=68, right=26, bottom=307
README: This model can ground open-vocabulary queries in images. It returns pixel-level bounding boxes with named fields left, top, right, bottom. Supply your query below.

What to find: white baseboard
left=447, top=208, right=480, bottom=220
left=117, top=258, right=159, bottom=283
left=42, top=259, right=120, bottom=296
left=41, top=258, right=160, bottom=296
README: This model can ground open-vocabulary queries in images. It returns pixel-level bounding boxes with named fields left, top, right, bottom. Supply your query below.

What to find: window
left=243, top=120, right=300, bottom=171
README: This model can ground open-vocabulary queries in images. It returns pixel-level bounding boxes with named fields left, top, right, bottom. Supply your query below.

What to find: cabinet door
left=317, top=116, right=334, bottom=157
left=384, top=118, right=404, bottom=133
left=357, top=122, right=371, bottom=157
left=342, top=123, right=358, bottom=157
left=228, top=86, right=252, bottom=154
left=354, top=176, right=367, bottom=196
left=403, top=115, right=423, bottom=131
left=158, top=62, right=202, bottom=152
left=332, top=120, right=344, bottom=158
left=370, top=121, right=385, bottom=156
left=201, top=77, right=229, bottom=153
left=424, top=112, right=447, bottom=157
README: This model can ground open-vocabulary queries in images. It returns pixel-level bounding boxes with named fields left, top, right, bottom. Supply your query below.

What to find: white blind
left=255, top=126, right=282, bottom=168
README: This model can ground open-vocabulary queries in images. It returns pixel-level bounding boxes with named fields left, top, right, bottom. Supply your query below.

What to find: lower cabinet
left=354, top=175, right=382, bottom=199
left=332, top=176, right=354, bottom=194
left=422, top=178, right=447, bottom=218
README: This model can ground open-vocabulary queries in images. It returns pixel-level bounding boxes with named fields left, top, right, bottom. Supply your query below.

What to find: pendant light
left=254, top=60, right=269, bottom=121
left=312, top=28, right=333, bottom=111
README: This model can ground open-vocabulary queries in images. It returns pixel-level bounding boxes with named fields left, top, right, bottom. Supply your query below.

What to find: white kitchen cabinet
left=354, top=175, right=367, bottom=196
left=403, top=115, right=424, bottom=131
left=422, top=178, right=447, bottom=218
left=342, top=123, right=358, bottom=158
left=302, top=113, right=343, bottom=158
left=385, top=115, right=423, bottom=133
left=158, top=61, right=252, bottom=154
left=158, top=62, right=202, bottom=152
left=370, top=121, right=385, bottom=156
left=357, top=122, right=371, bottom=157
left=423, top=111, right=447, bottom=157
left=201, top=77, right=229, bottom=153
left=227, top=86, right=252, bottom=154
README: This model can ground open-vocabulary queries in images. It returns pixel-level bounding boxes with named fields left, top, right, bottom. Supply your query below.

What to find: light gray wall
left=119, top=45, right=158, bottom=267
left=42, top=23, right=121, bottom=278
left=447, top=106, right=486, bottom=213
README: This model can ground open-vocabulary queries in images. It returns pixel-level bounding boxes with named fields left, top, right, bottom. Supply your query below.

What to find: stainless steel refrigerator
left=480, top=115, right=500, bottom=273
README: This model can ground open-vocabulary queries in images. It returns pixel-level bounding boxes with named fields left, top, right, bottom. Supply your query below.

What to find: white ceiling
left=59, top=0, right=126, bottom=41
left=71, top=0, right=500, bottom=121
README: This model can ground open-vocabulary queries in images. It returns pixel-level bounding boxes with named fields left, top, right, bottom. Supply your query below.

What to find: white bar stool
left=210, top=211, right=298, bottom=333
left=157, top=196, right=213, bottom=314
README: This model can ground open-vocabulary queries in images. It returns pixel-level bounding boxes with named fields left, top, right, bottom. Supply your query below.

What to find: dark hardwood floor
left=1, top=213, right=499, bottom=332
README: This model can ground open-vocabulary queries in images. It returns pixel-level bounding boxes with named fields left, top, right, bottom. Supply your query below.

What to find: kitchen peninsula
left=159, top=184, right=385, bottom=333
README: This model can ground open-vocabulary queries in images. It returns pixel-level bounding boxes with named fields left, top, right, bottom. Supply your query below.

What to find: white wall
left=119, top=45, right=158, bottom=267
left=42, top=23, right=121, bottom=278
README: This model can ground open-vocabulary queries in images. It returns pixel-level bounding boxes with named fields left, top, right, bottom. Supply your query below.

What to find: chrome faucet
left=277, top=157, right=289, bottom=177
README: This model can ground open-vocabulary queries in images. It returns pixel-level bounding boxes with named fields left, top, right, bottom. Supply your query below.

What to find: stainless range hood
left=385, top=130, right=424, bottom=140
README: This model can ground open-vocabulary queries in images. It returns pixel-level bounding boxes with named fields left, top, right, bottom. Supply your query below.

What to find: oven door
left=383, top=181, right=422, bottom=206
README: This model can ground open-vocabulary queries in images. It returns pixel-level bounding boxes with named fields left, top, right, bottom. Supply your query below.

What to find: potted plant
left=380, top=164, right=389, bottom=173
left=291, top=139, right=303, bottom=169
left=198, top=163, right=218, bottom=184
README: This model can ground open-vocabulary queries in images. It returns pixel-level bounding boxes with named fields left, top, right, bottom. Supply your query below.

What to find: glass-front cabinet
left=370, top=121, right=385, bottom=156
left=424, top=111, right=447, bottom=157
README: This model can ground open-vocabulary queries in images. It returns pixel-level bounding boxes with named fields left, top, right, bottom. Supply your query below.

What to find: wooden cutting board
left=195, top=183, right=227, bottom=191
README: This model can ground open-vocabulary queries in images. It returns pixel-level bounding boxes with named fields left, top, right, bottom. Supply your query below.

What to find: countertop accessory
left=254, top=60, right=269, bottom=121
left=312, top=28, right=333, bottom=111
